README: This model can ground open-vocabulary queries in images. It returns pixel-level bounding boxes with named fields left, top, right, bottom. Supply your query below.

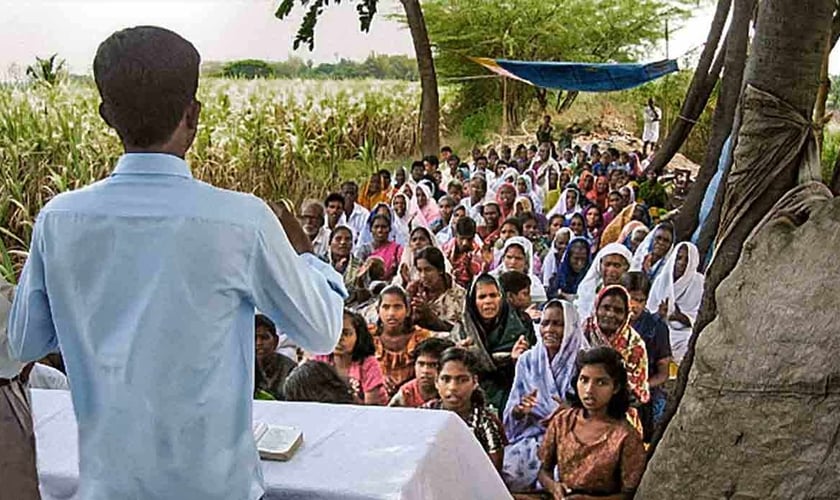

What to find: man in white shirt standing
left=643, top=97, right=662, bottom=157
left=8, top=26, right=345, bottom=500
left=0, top=277, right=39, bottom=499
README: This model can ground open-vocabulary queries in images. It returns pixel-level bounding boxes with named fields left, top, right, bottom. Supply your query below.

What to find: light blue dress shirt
left=8, top=153, right=347, bottom=500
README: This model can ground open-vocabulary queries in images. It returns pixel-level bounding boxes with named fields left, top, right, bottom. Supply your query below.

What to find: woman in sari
left=547, top=186, right=583, bottom=220
left=492, top=236, right=548, bottom=304
left=496, top=182, right=518, bottom=221
left=578, top=171, right=595, bottom=196
left=449, top=274, right=534, bottom=413
left=395, top=226, right=451, bottom=287
left=542, top=165, right=562, bottom=211
left=646, top=242, right=704, bottom=364
left=599, top=200, right=641, bottom=250
left=415, top=182, right=442, bottom=229
left=514, top=196, right=548, bottom=231
left=618, top=221, right=650, bottom=253
left=406, top=246, right=466, bottom=331
left=358, top=202, right=409, bottom=247
left=584, top=204, right=604, bottom=251
left=516, top=174, right=543, bottom=214
left=546, top=236, right=592, bottom=302
left=541, top=228, right=573, bottom=289
left=502, top=300, right=588, bottom=491
left=567, top=212, right=587, bottom=239
left=391, top=192, right=426, bottom=232
left=358, top=171, right=389, bottom=210
left=326, top=224, right=365, bottom=302
left=587, top=175, right=610, bottom=211
left=354, top=213, right=404, bottom=281
left=631, top=222, right=675, bottom=282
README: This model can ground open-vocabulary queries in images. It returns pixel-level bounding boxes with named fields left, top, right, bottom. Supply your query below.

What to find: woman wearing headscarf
left=546, top=186, right=583, bottom=220
left=359, top=202, right=409, bottom=248
left=395, top=226, right=451, bottom=287
left=390, top=192, right=426, bottom=232
left=449, top=274, right=534, bottom=413
left=515, top=174, right=543, bottom=214
left=415, top=181, right=442, bottom=229
left=495, top=182, right=518, bottom=221
left=574, top=243, right=633, bottom=320
left=406, top=246, right=466, bottom=331
left=583, top=204, right=604, bottom=251
left=587, top=175, right=610, bottom=211
left=358, top=172, right=389, bottom=210
left=618, top=221, right=650, bottom=253
left=646, top=242, right=704, bottom=364
left=631, top=222, right=675, bottom=282
left=541, top=228, right=573, bottom=289
left=491, top=236, right=548, bottom=304
left=583, top=285, right=650, bottom=406
left=542, top=165, right=563, bottom=212
left=598, top=198, right=642, bottom=250
left=502, top=300, right=589, bottom=490
left=546, top=236, right=592, bottom=302
left=577, top=170, right=595, bottom=196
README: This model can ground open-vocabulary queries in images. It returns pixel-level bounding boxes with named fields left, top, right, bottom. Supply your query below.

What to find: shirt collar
left=111, top=153, right=193, bottom=179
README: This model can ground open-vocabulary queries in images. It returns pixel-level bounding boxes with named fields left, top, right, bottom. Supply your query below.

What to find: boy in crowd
left=499, top=271, right=538, bottom=328
left=389, top=337, right=454, bottom=408
left=621, top=271, right=672, bottom=442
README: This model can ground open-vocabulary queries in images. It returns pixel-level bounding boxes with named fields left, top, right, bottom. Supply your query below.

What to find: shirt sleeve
left=8, top=220, right=59, bottom=364
left=249, top=203, right=347, bottom=355
left=620, top=426, right=647, bottom=494
left=360, top=355, right=385, bottom=393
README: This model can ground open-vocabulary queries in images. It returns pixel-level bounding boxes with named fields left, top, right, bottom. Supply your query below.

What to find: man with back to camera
left=7, top=26, right=346, bottom=500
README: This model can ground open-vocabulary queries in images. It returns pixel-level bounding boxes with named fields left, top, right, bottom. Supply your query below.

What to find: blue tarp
left=474, top=57, right=679, bottom=92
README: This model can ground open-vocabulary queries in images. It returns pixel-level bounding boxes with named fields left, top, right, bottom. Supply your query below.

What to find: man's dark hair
left=341, top=180, right=358, bottom=191
left=255, top=314, right=277, bottom=337
left=455, top=216, right=477, bottom=238
left=343, top=310, right=376, bottom=362
left=621, top=271, right=651, bottom=297
left=411, top=160, right=425, bottom=171
left=440, top=146, right=453, bottom=154
left=566, top=347, right=631, bottom=419
left=498, top=270, right=531, bottom=296
left=476, top=155, right=488, bottom=163
left=283, top=361, right=355, bottom=404
left=412, top=337, right=455, bottom=363
left=518, top=212, right=538, bottom=226
left=448, top=154, right=461, bottom=165
left=94, top=26, right=200, bottom=148
left=325, top=192, right=345, bottom=206
left=378, top=168, right=391, bottom=178
left=500, top=216, right=523, bottom=235
left=423, top=155, right=439, bottom=167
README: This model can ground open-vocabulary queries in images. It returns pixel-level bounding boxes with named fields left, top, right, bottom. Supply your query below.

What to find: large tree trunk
left=641, top=1, right=835, bottom=495
left=401, top=0, right=440, bottom=156
left=646, top=0, right=732, bottom=175
left=672, top=0, right=755, bottom=241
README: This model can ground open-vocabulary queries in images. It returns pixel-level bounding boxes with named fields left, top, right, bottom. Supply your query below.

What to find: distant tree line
left=203, top=54, right=419, bottom=80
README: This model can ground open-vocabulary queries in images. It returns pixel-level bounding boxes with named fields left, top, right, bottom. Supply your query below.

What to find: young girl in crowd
left=423, top=347, right=507, bottom=472
left=538, top=346, right=646, bottom=499
left=314, top=310, right=387, bottom=405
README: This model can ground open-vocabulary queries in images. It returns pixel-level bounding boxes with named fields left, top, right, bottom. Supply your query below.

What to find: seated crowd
left=254, top=139, right=704, bottom=497
left=37, top=138, right=702, bottom=498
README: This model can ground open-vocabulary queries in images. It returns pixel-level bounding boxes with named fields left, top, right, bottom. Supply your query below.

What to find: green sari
left=449, top=274, right=535, bottom=414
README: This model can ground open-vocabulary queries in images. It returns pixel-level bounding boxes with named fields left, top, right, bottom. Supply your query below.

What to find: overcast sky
left=2, top=1, right=838, bottom=78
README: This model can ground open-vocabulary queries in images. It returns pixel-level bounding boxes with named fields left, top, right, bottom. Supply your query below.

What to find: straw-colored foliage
left=0, top=78, right=449, bottom=281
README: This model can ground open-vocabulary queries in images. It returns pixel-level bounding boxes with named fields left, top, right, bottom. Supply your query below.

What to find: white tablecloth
left=31, top=389, right=512, bottom=500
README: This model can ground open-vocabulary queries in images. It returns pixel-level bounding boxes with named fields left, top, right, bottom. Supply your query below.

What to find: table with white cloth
left=31, top=389, right=512, bottom=500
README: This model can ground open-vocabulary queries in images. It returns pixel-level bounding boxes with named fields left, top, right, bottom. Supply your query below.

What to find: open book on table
left=252, top=422, right=303, bottom=461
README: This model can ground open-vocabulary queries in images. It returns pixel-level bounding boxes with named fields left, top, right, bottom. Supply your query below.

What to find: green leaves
left=274, top=0, right=379, bottom=51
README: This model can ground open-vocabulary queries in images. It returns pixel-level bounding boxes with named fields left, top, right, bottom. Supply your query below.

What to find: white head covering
left=631, top=223, right=674, bottom=279
left=494, top=236, right=548, bottom=304
left=546, top=187, right=583, bottom=219
left=574, top=242, right=633, bottom=319
left=646, top=242, right=704, bottom=363
left=541, top=228, right=574, bottom=287
left=493, top=167, right=521, bottom=191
